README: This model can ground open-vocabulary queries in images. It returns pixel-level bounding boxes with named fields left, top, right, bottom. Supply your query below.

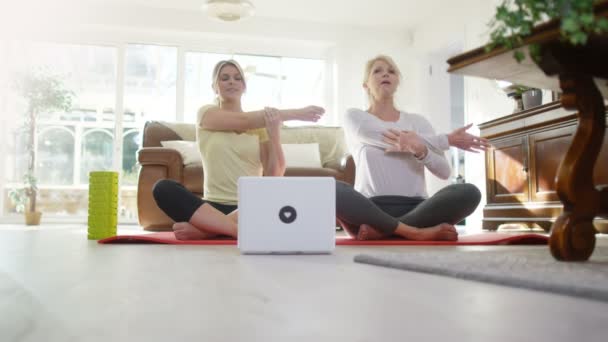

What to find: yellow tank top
left=196, top=105, right=269, bottom=205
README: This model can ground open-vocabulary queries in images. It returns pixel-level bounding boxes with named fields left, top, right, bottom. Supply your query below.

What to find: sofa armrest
left=138, top=147, right=184, bottom=181
left=137, top=147, right=186, bottom=230
left=285, top=167, right=340, bottom=178
left=321, top=154, right=356, bottom=186
left=339, top=154, right=356, bottom=186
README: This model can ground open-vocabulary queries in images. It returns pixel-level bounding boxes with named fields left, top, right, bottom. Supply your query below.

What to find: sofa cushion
left=151, top=121, right=348, bottom=168
left=280, top=126, right=348, bottom=169
left=281, top=143, right=322, bottom=168
left=158, top=121, right=197, bottom=142
left=160, top=140, right=201, bottom=165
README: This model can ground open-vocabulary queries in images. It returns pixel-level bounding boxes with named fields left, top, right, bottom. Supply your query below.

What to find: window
left=184, top=52, right=233, bottom=124
left=122, top=129, right=142, bottom=186
left=37, top=126, right=75, bottom=185
left=122, top=44, right=177, bottom=195
left=80, top=129, right=114, bottom=185
left=235, top=54, right=282, bottom=111
left=124, top=44, right=177, bottom=123
left=4, top=42, right=117, bottom=217
left=184, top=52, right=326, bottom=125
left=2, top=41, right=328, bottom=223
left=280, top=58, right=325, bottom=110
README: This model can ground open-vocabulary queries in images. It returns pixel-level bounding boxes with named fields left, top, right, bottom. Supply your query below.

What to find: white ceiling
left=92, top=0, right=445, bottom=30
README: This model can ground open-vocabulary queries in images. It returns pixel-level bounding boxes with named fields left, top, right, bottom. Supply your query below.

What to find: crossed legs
left=336, top=181, right=481, bottom=241
left=153, top=179, right=481, bottom=242
left=152, top=179, right=238, bottom=240
left=172, top=207, right=239, bottom=240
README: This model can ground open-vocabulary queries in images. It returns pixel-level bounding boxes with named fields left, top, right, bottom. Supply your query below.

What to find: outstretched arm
left=200, top=105, right=324, bottom=132
left=446, top=123, right=490, bottom=152
left=418, top=123, right=490, bottom=153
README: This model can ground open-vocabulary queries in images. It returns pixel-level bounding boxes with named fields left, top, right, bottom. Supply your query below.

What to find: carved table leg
left=549, top=74, right=604, bottom=261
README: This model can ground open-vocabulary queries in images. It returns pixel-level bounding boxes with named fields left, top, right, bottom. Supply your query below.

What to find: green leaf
left=529, top=44, right=542, bottom=62
left=496, top=6, right=510, bottom=21
left=597, top=18, right=608, bottom=32
left=487, top=0, right=605, bottom=63
left=8, top=188, right=27, bottom=213
left=562, top=17, right=580, bottom=33
left=520, top=22, right=532, bottom=35
left=570, top=31, right=588, bottom=45
left=514, top=50, right=525, bottom=63
left=580, top=13, right=594, bottom=25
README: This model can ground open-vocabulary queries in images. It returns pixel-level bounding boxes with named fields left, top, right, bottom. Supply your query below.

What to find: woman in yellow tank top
left=152, top=60, right=324, bottom=240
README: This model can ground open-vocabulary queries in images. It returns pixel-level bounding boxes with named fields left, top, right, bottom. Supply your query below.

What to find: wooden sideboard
left=479, top=101, right=608, bottom=232
left=448, top=2, right=607, bottom=260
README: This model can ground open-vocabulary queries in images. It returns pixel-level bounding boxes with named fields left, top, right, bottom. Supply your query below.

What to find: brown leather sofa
left=137, top=121, right=355, bottom=230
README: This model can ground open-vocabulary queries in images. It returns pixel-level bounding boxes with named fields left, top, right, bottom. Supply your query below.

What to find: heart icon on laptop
left=279, top=206, right=297, bottom=224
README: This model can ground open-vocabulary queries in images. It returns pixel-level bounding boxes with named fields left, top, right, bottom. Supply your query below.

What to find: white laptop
left=237, top=177, right=336, bottom=254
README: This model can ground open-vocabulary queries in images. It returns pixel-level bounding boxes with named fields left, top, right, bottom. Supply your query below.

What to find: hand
left=264, top=107, right=282, bottom=139
left=447, top=123, right=490, bottom=153
left=382, top=128, right=428, bottom=158
left=291, top=106, right=324, bottom=122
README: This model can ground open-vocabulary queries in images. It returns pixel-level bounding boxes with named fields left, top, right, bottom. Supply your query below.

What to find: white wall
left=409, top=0, right=514, bottom=231
left=412, top=46, right=463, bottom=195
left=5, top=1, right=418, bottom=127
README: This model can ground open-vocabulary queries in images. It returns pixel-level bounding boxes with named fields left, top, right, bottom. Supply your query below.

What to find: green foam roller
left=88, top=197, right=118, bottom=203
left=88, top=171, right=118, bottom=177
left=88, top=218, right=118, bottom=226
left=88, top=194, right=119, bottom=200
left=87, top=200, right=119, bottom=208
left=88, top=221, right=118, bottom=229
left=88, top=199, right=119, bottom=205
left=88, top=171, right=119, bottom=240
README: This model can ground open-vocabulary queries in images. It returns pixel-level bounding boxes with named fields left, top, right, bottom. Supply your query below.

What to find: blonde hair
left=211, top=60, right=246, bottom=104
left=363, top=55, right=402, bottom=103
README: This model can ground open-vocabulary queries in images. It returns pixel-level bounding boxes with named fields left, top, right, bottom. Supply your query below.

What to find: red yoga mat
left=98, top=231, right=548, bottom=246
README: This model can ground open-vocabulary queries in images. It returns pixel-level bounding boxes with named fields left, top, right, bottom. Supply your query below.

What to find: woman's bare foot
left=337, top=218, right=359, bottom=238
left=399, top=223, right=458, bottom=241
left=172, top=222, right=217, bottom=240
left=188, top=203, right=238, bottom=238
left=357, top=224, right=388, bottom=240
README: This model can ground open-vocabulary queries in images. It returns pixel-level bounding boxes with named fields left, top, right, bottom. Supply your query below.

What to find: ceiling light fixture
left=202, top=0, right=255, bottom=22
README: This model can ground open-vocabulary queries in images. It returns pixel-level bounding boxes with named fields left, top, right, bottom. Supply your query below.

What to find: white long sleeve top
left=344, top=108, right=451, bottom=198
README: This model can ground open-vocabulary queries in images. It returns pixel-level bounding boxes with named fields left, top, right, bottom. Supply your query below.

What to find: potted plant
left=486, top=0, right=608, bottom=63
left=497, top=82, right=541, bottom=112
left=522, top=87, right=543, bottom=109
left=10, top=70, right=74, bottom=225
left=8, top=174, right=39, bottom=225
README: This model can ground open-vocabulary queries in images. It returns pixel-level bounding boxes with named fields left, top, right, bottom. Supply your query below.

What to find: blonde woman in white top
left=152, top=60, right=324, bottom=240
left=336, top=55, right=488, bottom=241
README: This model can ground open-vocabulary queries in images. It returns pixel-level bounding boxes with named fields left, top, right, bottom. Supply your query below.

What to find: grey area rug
left=354, top=246, right=608, bottom=302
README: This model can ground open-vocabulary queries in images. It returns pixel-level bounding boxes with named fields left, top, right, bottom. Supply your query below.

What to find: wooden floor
left=1, top=224, right=608, bottom=342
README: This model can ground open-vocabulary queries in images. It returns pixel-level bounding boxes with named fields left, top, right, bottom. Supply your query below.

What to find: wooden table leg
left=549, top=74, right=605, bottom=261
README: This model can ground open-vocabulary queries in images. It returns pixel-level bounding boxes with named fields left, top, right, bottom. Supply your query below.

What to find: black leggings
left=335, top=181, right=481, bottom=236
left=152, top=179, right=237, bottom=223
left=152, top=179, right=481, bottom=234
